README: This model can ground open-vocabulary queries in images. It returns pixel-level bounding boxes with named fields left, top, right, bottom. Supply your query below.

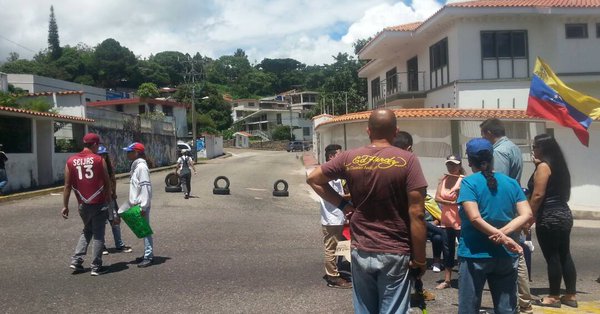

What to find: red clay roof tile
left=18, top=90, right=84, bottom=97
left=448, top=0, right=600, bottom=8
left=315, top=108, right=540, bottom=129
left=0, top=106, right=94, bottom=123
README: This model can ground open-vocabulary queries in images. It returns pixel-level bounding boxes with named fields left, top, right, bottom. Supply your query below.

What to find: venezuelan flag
left=527, top=57, right=600, bottom=147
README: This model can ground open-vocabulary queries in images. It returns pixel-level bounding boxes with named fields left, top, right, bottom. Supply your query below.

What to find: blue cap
left=97, top=145, right=108, bottom=155
left=123, top=142, right=145, bottom=153
left=466, top=138, right=493, bottom=157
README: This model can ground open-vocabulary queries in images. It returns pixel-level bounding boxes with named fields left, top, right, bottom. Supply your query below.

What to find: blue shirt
left=493, top=136, right=523, bottom=184
left=457, top=172, right=526, bottom=259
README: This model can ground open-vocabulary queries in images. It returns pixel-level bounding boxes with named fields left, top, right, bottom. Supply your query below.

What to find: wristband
left=338, top=199, right=349, bottom=210
left=412, top=259, right=426, bottom=266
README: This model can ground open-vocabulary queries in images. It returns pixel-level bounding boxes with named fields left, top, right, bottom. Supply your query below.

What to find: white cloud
left=0, top=0, right=451, bottom=66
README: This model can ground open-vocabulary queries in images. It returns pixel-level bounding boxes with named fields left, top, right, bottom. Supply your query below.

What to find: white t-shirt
left=320, top=179, right=346, bottom=226
left=177, top=156, right=192, bottom=171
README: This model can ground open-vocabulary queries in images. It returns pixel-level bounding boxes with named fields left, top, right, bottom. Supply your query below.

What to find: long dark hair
left=533, top=134, right=571, bottom=202
left=468, top=150, right=497, bottom=192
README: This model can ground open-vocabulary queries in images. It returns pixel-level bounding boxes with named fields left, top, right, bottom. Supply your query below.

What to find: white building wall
left=424, top=86, right=454, bottom=108
left=0, top=72, right=7, bottom=92
left=457, top=81, right=530, bottom=109
left=53, top=153, right=71, bottom=182
left=3, top=154, right=37, bottom=191
left=7, top=74, right=106, bottom=101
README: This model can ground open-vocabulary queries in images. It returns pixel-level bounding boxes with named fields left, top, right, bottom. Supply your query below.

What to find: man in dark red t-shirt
left=61, top=133, right=112, bottom=276
left=307, top=109, right=428, bottom=313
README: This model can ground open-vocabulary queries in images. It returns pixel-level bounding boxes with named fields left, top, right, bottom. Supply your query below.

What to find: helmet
left=97, top=145, right=108, bottom=155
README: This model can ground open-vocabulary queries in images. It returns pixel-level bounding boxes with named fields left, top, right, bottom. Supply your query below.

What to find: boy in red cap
left=123, top=142, right=154, bottom=268
left=61, top=133, right=112, bottom=276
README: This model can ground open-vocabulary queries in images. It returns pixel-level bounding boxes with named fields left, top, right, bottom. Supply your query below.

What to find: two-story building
left=314, top=0, right=600, bottom=212
left=231, top=90, right=320, bottom=141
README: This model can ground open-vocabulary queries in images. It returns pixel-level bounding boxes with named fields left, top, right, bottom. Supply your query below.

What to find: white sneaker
left=432, top=263, right=442, bottom=273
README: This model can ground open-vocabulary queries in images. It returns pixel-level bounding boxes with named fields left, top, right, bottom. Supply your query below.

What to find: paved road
left=0, top=149, right=599, bottom=313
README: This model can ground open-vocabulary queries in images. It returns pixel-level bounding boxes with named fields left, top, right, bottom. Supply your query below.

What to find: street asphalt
left=0, top=148, right=599, bottom=313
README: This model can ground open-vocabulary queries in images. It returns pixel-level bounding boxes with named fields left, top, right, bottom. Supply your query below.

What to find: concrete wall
left=200, top=135, right=224, bottom=159
left=0, top=72, right=7, bottom=92
left=457, top=80, right=531, bottom=109
left=53, top=153, right=71, bottom=182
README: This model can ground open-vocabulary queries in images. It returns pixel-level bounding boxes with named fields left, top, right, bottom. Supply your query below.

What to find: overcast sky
left=0, top=0, right=457, bottom=66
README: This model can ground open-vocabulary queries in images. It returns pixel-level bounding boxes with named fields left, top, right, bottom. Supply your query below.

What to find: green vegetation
left=0, top=6, right=372, bottom=130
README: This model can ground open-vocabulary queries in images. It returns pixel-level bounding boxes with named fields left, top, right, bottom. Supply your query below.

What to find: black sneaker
left=184, top=194, right=189, bottom=199
left=69, top=263, right=84, bottom=273
left=115, top=246, right=133, bottom=253
left=90, top=266, right=109, bottom=276
left=102, top=246, right=109, bottom=255
left=323, top=275, right=352, bottom=289
left=134, top=256, right=145, bottom=263
left=137, top=259, right=153, bottom=268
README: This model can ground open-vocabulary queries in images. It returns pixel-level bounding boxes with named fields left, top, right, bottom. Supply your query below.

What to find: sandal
left=435, top=281, right=450, bottom=289
left=560, top=296, right=578, bottom=308
left=532, top=298, right=561, bottom=308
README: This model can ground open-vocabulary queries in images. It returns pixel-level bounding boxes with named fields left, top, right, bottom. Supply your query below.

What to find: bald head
left=368, top=109, right=397, bottom=141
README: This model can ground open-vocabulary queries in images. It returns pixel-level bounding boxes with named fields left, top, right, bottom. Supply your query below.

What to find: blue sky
left=0, top=0, right=456, bottom=66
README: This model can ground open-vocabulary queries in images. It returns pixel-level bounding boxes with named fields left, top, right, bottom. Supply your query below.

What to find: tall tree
left=48, top=5, right=62, bottom=60
left=93, top=38, right=137, bottom=88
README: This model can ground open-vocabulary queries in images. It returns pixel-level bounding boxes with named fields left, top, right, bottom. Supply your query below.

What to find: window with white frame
left=480, top=30, right=528, bottom=79
left=429, top=38, right=449, bottom=88
left=386, top=68, right=397, bottom=95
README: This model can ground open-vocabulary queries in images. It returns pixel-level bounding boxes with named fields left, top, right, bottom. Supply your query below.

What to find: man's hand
left=409, top=260, right=427, bottom=279
left=61, top=207, right=69, bottom=219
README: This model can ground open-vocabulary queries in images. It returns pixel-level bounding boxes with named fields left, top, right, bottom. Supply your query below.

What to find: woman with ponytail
left=529, top=134, right=577, bottom=308
left=457, top=138, right=532, bottom=314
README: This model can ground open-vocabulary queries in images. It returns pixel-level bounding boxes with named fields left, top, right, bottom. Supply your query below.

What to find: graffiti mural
left=89, top=126, right=176, bottom=174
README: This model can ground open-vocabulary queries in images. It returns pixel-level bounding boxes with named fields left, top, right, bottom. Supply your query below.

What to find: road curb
left=0, top=165, right=177, bottom=204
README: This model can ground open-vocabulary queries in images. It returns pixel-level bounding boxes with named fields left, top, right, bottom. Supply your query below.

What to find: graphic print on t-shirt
left=344, top=154, right=408, bottom=171
left=67, top=152, right=105, bottom=205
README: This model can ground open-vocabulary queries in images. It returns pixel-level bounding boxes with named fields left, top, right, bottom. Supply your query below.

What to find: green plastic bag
left=119, top=205, right=153, bottom=238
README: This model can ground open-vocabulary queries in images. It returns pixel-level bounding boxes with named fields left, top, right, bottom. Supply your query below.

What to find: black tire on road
left=165, top=173, right=180, bottom=187
left=213, top=176, right=230, bottom=195
left=272, top=179, right=289, bottom=197
left=165, top=185, right=182, bottom=193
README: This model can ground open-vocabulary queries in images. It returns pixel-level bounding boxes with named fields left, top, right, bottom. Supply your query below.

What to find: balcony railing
left=372, top=71, right=427, bottom=107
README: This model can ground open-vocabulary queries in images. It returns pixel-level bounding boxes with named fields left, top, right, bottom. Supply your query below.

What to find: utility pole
left=345, top=92, right=348, bottom=115
left=180, top=56, right=202, bottom=161
left=289, top=93, right=293, bottom=140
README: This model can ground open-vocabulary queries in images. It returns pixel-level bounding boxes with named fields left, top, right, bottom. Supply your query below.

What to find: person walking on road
left=308, top=109, right=428, bottom=314
left=319, top=143, right=352, bottom=289
left=176, top=150, right=196, bottom=199
left=457, top=138, right=532, bottom=314
left=0, top=143, right=8, bottom=195
left=529, top=134, right=578, bottom=308
left=97, top=145, right=132, bottom=255
left=480, top=118, right=533, bottom=313
left=123, top=142, right=154, bottom=268
left=61, top=133, right=112, bottom=276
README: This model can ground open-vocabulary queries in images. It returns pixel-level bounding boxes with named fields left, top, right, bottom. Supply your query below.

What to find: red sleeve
left=405, top=155, right=428, bottom=191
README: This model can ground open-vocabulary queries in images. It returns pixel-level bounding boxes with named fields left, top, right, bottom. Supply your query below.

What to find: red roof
left=448, top=0, right=600, bottom=8
left=88, top=97, right=190, bottom=108
left=18, top=90, right=84, bottom=97
left=0, top=106, right=94, bottom=123
left=234, top=131, right=252, bottom=137
left=311, top=114, right=335, bottom=120
left=384, top=22, right=423, bottom=32
left=316, top=108, right=540, bottom=129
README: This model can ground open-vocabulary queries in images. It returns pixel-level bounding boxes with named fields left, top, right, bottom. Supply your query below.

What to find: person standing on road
left=308, top=109, right=428, bottom=314
left=319, top=143, right=352, bottom=289
left=123, top=142, right=154, bottom=268
left=457, top=138, right=532, bottom=314
left=97, top=145, right=133, bottom=255
left=61, top=133, right=112, bottom=276
left=480, top=118, right=533, bottom=313
left=176, top=150, right=196, bottom=199
left=529, top=134, right=578, bottom=308
left=434, top=154, right=465, bottom=290
left=0, top=143, right=8, bottom=195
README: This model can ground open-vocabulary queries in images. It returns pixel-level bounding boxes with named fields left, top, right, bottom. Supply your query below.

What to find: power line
left=0, top=34, right=38, bottom=54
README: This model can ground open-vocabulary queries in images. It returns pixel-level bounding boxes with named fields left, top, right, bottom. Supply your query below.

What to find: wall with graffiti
left=87, top=108, right=176, bottom=173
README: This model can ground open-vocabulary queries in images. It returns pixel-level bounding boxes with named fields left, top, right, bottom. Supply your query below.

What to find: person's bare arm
left=434, top=178, right=455, bottom=205
left=529, top=163, right=550, bottom=220
left=101, top=159, right=112, bottom=204
left=307, top=167, right=352, bottom=213
left=408, top=187, right=427, bottom=276
left=61, top=165, right=71, bottom=219
left=463, top=201, right=522, bottom=254
left=499, top=201, right=533, bottom=235
left=189, top=158, right=197, bottom=174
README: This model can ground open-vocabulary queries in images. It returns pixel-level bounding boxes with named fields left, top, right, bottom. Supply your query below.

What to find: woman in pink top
left=435, top=154, right=465, bottom=289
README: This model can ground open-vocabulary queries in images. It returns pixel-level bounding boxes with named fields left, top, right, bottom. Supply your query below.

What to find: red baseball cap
left=83, top=133, right=101, bottom=144
left=123, top=142, right=145, bottom=153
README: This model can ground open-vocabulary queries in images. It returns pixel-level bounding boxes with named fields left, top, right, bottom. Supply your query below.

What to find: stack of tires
left=165, top=173, right=182, bottom=192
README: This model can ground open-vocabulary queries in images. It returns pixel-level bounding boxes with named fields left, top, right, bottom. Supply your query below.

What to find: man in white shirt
left=320, top=144, right=352, bottom=289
